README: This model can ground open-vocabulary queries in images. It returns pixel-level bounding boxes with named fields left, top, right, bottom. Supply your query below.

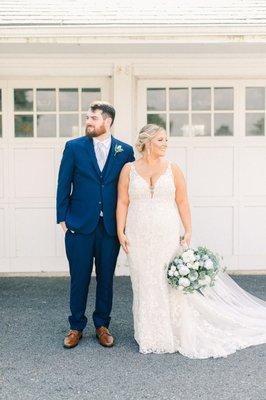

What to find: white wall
left=0, top=51, right=266, bottom=274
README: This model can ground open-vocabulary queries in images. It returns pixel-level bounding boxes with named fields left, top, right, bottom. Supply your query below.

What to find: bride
left=116, top=123, right=266, bottom=358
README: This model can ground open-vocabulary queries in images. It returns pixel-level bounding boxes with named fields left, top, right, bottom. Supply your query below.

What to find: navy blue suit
left=56, top=135, right=135, bottom=330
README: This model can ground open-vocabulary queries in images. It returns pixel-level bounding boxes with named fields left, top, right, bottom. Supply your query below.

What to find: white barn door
left=0, top=78, right=110, bottom=272
left=137, top=79, right=266, bottom=272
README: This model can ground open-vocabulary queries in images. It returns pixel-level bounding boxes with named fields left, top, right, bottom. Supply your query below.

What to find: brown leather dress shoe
left=63, top=330, right=83, bottom=349
left=96, top=326, right=114, bottom=347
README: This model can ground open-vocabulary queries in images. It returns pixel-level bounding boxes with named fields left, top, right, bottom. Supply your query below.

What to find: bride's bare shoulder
left=122, top=161, right=134, bottom=170
left=119, top=162, right=133, bottom=178
left=170, top=162, right=183, bottom=174
left=169, top=162, right=186, bottom=181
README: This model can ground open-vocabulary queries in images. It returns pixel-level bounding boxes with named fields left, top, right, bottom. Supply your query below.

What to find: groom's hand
left=60, top=221, right=68, bottom=234
left=118, top=233, right=130, bottom=254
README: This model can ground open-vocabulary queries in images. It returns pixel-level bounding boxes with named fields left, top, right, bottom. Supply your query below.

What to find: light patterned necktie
left=96, top=141, right=107, bottom=171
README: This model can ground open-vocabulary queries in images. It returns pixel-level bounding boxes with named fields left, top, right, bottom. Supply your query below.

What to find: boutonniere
left=114, top=144, right=124, bottom=156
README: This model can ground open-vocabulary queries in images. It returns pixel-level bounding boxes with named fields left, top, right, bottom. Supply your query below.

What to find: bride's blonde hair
left=135, top=124, right=165, bottom=153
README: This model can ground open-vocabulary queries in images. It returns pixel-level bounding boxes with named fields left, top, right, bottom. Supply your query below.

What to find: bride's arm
left=171, top=163, right=192, bottom=246
left=116, top=163, right=131, bottom=253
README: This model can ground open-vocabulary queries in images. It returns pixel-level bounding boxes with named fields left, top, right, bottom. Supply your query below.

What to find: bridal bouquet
left=166, top=245, right=226, bottom=294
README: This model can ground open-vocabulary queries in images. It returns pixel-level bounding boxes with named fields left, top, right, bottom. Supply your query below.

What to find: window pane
left=147, top=113, right=166, bottom=129
left=59, top=114, right=79, bottom=137
left=37, top=115, right=56, bottom=137
left=246, top=113, right=265, bottom=136
left=37, top=89, right=56, bottom=112
left=81, top=88, right=101, bottom=111
left=169, top=88, right=188, bottom=111
left=192, top=88, right=211, bottom=111
left=0, top=115, right=2, bottom=137
left=246, top=87, right=265, bottom=110
left=192, top=114, right=211, bottom=136
left=214, top=88, right=233, bottom=110
left=170, top=114, right=189, bottom=136
left=214, top=114, right=233, bottom=136
left=147, top=89, right=166, bottom=111
left=14, top=89, right=33, bottom=111
left=15, top=115, right=33, bottom=137
left=59, top=89, right=78, bottom=111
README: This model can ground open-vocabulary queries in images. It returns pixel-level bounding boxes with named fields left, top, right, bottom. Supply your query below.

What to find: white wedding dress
left=124, top=160, right=266, bottom=358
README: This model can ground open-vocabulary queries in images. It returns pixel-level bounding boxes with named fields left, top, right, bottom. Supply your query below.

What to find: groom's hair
left=89, top=101, right=115, bottom=126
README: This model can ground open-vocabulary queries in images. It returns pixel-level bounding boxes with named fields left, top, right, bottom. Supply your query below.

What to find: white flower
left=179, top=266, right=190, bottom=276
left=168, top=270, right=174, bottom=277
left=182, top=250, right=196, bottom=263
left=174, top=271, right=179, bottom=277
left=186, top=262, right=193, bottom=269
left=204, top=259, right=214, bottom=269
left=114, top=144, right=124, bottom=156
left=179, top=277, right=190, bottom=287
left=191, top=261, right=200, bottom=270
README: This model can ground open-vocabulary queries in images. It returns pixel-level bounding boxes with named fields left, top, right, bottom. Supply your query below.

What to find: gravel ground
left=0, top=275, right=265, bottom=400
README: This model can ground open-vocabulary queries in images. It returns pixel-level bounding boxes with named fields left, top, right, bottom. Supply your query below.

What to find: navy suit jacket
left=56, top=135, right=135, bottom=236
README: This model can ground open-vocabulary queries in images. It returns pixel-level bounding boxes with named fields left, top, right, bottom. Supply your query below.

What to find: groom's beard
left=85, top=124, right=107, bottom=138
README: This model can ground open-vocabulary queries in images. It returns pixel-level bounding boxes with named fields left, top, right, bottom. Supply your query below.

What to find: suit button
left=102, top=185, right=104, bottom=187
left=99, top=201, right=101, bottom=204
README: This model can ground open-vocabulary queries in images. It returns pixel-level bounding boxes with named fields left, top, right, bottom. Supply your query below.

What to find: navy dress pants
left=64, top=217, right=120, bottom=331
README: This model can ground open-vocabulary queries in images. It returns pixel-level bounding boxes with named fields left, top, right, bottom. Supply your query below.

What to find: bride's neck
left=141, top=154, right=161, bottom=165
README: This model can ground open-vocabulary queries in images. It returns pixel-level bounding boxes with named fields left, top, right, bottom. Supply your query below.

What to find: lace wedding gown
left=124, top=161, right=266, bottom=358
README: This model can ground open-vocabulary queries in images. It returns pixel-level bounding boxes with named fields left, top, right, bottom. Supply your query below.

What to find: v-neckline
left=133, top=161, right=170, bottom=197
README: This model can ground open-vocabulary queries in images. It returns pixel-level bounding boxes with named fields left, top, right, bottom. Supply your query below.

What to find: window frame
left=137, top=79, right=266, bottom=143
left=1, top=78, right=109, bottom=143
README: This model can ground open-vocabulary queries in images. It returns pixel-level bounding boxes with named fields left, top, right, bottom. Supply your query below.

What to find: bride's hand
left=180, top=232, right=191, bottom=248
left=118, top=233, right=130, bottom=254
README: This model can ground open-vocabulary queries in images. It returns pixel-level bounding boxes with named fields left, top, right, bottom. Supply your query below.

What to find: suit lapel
left=102, top=135, right=117, bottom=181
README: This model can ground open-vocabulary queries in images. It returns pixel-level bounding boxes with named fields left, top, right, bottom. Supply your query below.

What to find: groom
left=56, top=101, right=135, bottom=348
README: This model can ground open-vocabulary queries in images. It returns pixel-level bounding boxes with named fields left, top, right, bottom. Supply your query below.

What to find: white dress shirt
left=93, top=134, right=112, bottom=170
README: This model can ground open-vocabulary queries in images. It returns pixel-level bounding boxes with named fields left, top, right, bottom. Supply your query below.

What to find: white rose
left=179, top=277, right=190, bottom=287
left=182, top=250, right=195, bottom=263
left=191, top=261, right=200, bottom=270
left=168, top=270, right=174, bottom=277
left=174, top=271, right=179, bottom=277
left=179, top=266, right=190, bottom=276
left=204, top=259, right=213, bottom=269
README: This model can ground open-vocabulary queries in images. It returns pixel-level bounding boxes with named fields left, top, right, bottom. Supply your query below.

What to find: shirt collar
left=93, top=133, right=112, bottom=148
